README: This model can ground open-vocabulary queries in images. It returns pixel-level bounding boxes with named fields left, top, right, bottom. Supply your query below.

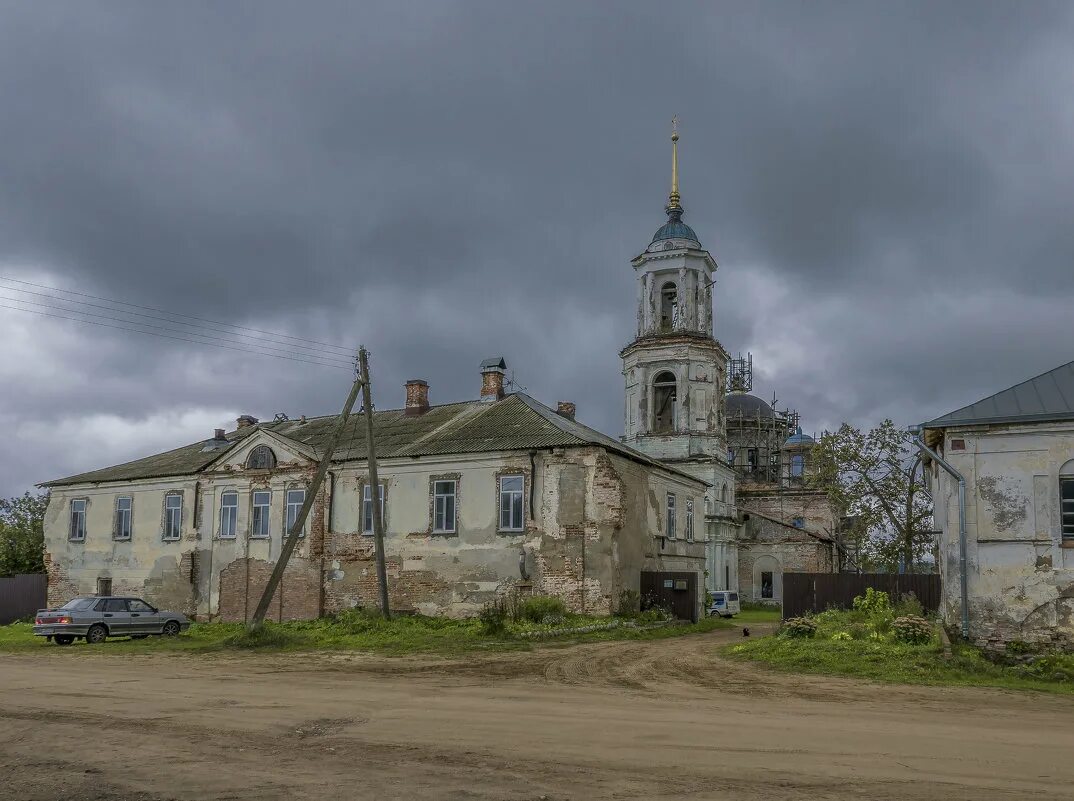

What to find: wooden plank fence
left=0, top=573, right=48, bottom=624
left=782, top=573, right=941, bottom=620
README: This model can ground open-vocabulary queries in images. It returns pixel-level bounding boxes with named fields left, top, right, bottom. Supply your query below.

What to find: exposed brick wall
left=217, top=557, right=321, bottom=622
left=44, top=552, right=78, bottom=607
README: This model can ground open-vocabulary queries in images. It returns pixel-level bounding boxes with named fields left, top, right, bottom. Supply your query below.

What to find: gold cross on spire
left=668, top=116, right=681, bottom=212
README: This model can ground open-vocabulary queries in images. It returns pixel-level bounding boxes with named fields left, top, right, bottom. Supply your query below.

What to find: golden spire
left=667, top=115, right=681, bottom=213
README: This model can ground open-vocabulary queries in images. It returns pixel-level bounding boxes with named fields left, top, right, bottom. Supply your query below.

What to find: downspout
left=908, top=425, right=969, bottom=639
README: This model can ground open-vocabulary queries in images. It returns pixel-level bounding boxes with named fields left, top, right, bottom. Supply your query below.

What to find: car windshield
left=58, top=598, right=98, bottom=611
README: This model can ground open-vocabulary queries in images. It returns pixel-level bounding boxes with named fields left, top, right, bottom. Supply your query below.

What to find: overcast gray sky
left=2, top=1, right=1073, bottom=496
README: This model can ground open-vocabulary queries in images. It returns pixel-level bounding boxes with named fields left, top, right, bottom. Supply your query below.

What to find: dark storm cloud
left=2, top=1, right=1073, bottom=494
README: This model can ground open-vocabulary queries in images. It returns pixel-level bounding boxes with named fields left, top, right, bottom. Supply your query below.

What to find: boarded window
left=1061, top=462, right=1074, bottom=542
left=96, top=577, right=112, bottom=596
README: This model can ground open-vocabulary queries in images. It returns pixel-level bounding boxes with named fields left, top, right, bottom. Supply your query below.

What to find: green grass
left=734, top=608, right=781, bottom=625
left=723, top=605, right=1074, bottom=695
left=0, top=610, right=734, bottom=656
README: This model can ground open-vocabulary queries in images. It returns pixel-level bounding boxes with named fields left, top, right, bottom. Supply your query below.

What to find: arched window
left=659, top=282, right=678, bottom=331
left=790, top=454, right=805, bottom=478
left=1061, top=459, right=1074, bottom=543
left=246, top=445, right=276, bottom=470
left=652, top=371, right=677, bottom=433
left=753, top=555, right=781, bottom=602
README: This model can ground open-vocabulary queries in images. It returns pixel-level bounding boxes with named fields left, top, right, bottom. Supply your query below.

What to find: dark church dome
left=725, top=392, right=776, bottom=419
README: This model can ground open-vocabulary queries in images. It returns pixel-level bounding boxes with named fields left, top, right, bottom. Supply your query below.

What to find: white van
left=707, top=591, right=741, bottom=618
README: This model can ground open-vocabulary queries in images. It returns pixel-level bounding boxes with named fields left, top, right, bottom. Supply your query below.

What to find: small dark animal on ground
left=742, top=627, right=750, bottom=637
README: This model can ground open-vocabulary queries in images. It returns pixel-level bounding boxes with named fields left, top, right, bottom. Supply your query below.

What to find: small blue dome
left=652, top=219, right=700, bottom=244
left=785, top=427, right=815, bottom=446
left=651, top=206, right=700, bottom=245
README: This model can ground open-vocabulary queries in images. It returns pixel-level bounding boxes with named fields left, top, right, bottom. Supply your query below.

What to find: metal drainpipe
left=908, top=425, right=969, bottom=639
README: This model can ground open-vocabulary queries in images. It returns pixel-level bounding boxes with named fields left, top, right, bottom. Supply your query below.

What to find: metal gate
left=640, top=571, right=698, bottom=622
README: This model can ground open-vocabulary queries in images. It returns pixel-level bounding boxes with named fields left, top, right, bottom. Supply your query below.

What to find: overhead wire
left=0, top=274, right=355, bottom=354
left=0, top=282, right=348, bottom=360
left=0, top=290, right=355, bottom=366
left=0, top=302, right=355, bottom=371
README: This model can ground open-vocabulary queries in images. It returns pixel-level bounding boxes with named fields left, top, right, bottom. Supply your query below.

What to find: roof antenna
left=504, top=369, right=527, bottom=394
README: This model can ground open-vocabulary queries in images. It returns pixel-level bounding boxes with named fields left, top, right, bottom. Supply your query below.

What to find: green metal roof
left=924, top=359, right=1074, bottom=429
left=43, top=394, right=707, bottom=487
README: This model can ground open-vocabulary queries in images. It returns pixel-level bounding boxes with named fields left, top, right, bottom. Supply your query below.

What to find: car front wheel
left=53, top=635, right=74, bottom=646
left=86, top=624, right=107, bottom=645
left=161, top=620, right=181, bottom=637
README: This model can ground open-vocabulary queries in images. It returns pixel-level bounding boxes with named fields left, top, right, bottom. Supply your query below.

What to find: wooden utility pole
left=248, top=358, right=364, bottom=631
left=360, top=347, right=391, bottom=619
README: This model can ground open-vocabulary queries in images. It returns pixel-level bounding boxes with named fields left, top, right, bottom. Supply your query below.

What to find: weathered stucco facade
left=735, top=511, right=836, bottom=603
left=925, top=421, right=1074, bottom=649
left=43, top=389, right=708, bottom=622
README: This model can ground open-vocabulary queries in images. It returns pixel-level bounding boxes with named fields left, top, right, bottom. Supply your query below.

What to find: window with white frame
left=251, top=490, right=271, bottom=538
left=362, top=483, right=385, bottom=535
left=219, top=491, right=238, bottom=538
left=285, top=488, right=306, bottom=537
left=685, top=498, right=694, bottom=542
left=114, top=496, right=132, bottom=540
left=666, top=492, right=676, bottom=539
left=433, top=480, right=457, bottom=534
left=163, top=494, right=182, bottom=541
left=1061, top=459, right=1074, bottom=543
left=69, top=499, right=87, bottom=541
left=498, top=475, right=524, bottom=532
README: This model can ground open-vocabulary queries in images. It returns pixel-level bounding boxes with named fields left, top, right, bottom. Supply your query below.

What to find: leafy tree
left=810, top=421, right=932, bottom=572
left=0, top=491, right=49, bottom=576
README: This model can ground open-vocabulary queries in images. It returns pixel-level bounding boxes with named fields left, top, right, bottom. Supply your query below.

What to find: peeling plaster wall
left=43, top=441, right=709, bottom=621
left=43, top=477, right=201, bottom=614
left=932, top=422, right=1074, bottom=648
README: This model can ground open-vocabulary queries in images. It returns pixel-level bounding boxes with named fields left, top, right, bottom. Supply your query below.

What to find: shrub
left=478, top=599, right=508, bottom=635
left=894, top=592, right=925, bottom=619
left=615, top=589, right=641, bottom=617
left=636, top=607, right=672, bottom=624
left=520, top=595, right=568, bottom=624
left=780, top=617, right=817, bottom=638
left=852, top=588, right=892, bottom=615
left=892, top=615, right=933, bottom=645
left=831, top=631, right=853, bottom=642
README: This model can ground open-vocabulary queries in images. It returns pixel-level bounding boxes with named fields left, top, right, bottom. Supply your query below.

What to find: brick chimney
left=556, top=401, right=576, bottom=421
left=405, top=379, right=430, bottom=415
left=236, top=414, right=259, bottom=429
left=213, top=428, right=227, bottom=441
left=480, top=357, right=507, bottom=402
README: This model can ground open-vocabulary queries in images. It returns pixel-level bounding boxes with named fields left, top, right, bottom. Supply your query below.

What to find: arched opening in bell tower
left=659, top=282, right=678, bottom=332
left=652, top=371, right=677, bottom=433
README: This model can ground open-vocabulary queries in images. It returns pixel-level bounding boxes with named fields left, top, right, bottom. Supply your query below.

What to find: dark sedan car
left=33, top=596, right=191, bottom=645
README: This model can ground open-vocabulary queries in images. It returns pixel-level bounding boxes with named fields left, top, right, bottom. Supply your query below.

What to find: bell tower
left=621, top=121, right=730, bottom=473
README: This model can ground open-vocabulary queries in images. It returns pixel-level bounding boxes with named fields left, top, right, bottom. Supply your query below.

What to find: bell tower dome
left=621, top=121, right=729, bottom=469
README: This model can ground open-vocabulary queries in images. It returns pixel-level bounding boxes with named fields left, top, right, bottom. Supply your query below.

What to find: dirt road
left=3, top=627, right=1073, bottom=800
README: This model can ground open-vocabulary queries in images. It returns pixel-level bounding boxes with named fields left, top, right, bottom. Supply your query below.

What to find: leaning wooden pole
left=248, top=362, right=364, bottom=631
left=360, top=347, right=391, bottom=619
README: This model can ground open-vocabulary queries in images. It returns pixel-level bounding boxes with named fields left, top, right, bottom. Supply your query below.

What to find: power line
left=0, top=282, right=349, bottom=360
left=0, top=288, right=353, bottom=365
left=0, top=293, right=357, bottom=367
left=0, top=275, right=356, bottom=354
left=0, top=302, right=355, bottom=371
